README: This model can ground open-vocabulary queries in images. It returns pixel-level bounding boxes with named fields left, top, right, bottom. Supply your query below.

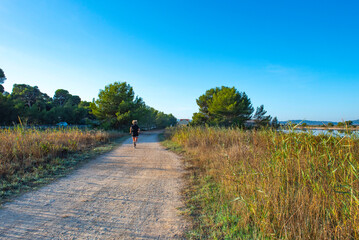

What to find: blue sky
left=0, top=0, right=358, bottom=121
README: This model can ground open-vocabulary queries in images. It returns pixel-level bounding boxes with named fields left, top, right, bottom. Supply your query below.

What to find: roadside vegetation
left=0, top=127, right=125, bottom=203
left=191, top=86, right=275, bottom=128
left=0, top=68, right=176, bottom=130
left=165, top=126, right=359, bottom=239
left=90, top=82, right=176, bottom=130
left=0, top=67, right=176, bottom=203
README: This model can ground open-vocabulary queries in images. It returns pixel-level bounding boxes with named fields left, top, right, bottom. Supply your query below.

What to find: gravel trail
left=0, top=132, right=187, bottom=239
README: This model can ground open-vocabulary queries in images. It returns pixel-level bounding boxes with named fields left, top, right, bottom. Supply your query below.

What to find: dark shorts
left=132, top=133, right=139, bottom=137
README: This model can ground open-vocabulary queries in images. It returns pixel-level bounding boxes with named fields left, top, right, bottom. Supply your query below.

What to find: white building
left=178, top=119, right=190, bottom=126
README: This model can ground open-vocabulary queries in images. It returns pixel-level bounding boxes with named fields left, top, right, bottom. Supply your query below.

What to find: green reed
left=167, top=126, right=359, bottom=239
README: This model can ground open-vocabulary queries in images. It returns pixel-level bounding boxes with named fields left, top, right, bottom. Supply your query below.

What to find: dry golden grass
left=0, top=127, right=121, bottom=178
left=167, top=127, right=359, bottom=239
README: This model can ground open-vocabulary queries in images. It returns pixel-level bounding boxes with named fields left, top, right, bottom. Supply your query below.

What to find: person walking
left=130, top=120, right=140, bottom=148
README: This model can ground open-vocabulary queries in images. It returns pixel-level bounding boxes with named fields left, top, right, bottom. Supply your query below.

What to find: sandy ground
left=0, top=132, right=187, bottom=239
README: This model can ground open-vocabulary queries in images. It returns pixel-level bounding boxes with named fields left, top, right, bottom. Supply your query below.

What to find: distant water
left=281, top=129, right=359, bottom=137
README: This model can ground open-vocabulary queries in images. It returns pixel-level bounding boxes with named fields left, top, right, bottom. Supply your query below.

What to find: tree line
left=90, top=82, right=177, bottom=129
left=0, top=84, right=91, bottom=125
left=0, top=68, right=176, bottom=129
left=1, top=67, right=277, bottom=129
left=191, top=86, right=279, bottom=128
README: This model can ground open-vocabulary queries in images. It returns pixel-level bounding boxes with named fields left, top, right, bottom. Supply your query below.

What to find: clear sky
left=1, top=0, right=358, bottom=121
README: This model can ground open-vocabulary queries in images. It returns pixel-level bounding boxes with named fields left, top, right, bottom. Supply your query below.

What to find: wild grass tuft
left=0, top=127, right=124, bottom=202
left=166, top=126, right=359, bottom=239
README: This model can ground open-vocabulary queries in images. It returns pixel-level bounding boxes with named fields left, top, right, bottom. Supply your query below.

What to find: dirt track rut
left=0, top=132, right=187, bottom=239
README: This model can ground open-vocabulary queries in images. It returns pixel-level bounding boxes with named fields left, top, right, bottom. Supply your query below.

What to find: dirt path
left=0, top=132, right=187, bottom=239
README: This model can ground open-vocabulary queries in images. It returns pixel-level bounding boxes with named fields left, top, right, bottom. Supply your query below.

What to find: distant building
left=178, top=119, right=190, bottom=126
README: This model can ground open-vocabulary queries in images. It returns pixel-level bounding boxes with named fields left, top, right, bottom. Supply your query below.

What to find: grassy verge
left=0, top=127, right=127, bottom=204
left=162, top=133, right=258, bottom=239
left=162, top=127, right=359, bottom=239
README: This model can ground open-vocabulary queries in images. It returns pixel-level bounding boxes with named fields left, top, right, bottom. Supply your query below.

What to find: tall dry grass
left=168, top=127, right=359, bottom=239
left=0, top=127, right=121, bottom=179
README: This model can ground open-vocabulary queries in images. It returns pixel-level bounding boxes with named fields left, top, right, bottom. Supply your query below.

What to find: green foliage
left=155, top=112, right=177, bottom=129
left=90, top=82, right=144, bottom=129
left=192, top=86, right=254, bottom=126
left=337, top=122, right=344, bottom=127
left=0, top=68, right=5, bottom=83
left=328, top=122, right=334, bottom=127
left=132, top=105, right=157, bottom=129
left=0, top=68, right=5, bottom=93
left=11, top=84, right=42, bottom=107
left=67, top=95, right=81, bottom=106
left=132, top=105, right=176, bottom=129
left=191, top=112, right=207, bottom=126
left=196, top=87, right=221, bottom=117
left=345, top=120, right=353, bottom=126
left=0, top=94, right=15, bottom=124
left=271, top=116, right=280, bottom=129
left=253, top=104, right=271, bottom=127
left=90, top=82, right=176, bottom=129
left=301, top=122, right=307, bottom=127
left=0, top=82, right=90, bottom=125
left=0, top=76, right=175, bottom=128
left=53, top=89, right=71, bottom=106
